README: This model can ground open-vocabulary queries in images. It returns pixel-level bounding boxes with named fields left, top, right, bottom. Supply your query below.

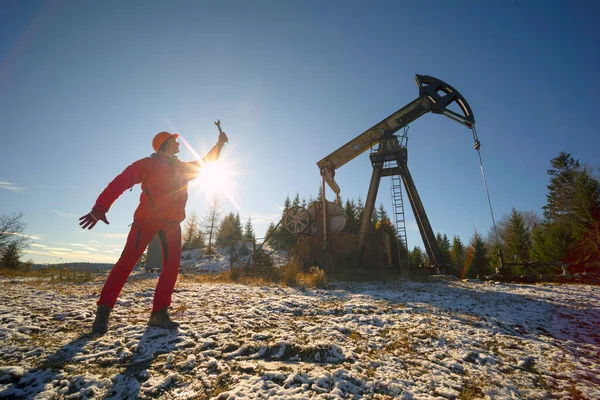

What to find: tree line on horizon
left=1, top=152, right=598, bottom=277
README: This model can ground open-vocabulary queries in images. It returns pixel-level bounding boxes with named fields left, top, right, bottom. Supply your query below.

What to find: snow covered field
left=0, top=273, right=599, bottom=399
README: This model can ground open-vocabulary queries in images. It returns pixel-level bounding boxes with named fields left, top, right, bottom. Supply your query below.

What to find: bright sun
left=198, top=159, right=229, bottom=193
left=178, top=135, right=240, bottom=209
left=193, top=158, right=240, bottom=209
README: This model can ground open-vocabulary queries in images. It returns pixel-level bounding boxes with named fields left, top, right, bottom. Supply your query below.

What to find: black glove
left=218, top=131, right=229, bottom=145
left=79, top=206, right=109, bottom=230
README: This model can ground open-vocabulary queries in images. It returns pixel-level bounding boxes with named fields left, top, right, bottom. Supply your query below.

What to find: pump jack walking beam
left=317, top=74, right=474, bottom=189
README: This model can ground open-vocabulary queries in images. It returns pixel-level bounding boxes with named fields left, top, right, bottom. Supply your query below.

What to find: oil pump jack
left=283, top=74, right=477, bottom=274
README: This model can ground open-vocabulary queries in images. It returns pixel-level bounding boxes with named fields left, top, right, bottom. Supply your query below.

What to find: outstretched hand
left=79, top=207, right=109, bottom=230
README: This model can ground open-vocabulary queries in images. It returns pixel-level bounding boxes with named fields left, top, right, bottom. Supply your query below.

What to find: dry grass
left=281, top=258, right=301, bottom=287
left=280, top=257, right=329, bottom=289
left=178, top=271, right=273, bottom=287
left=298, top=266, right=328, bottom=289
left=179, top=257, right=328, bottom=290
left=459, top=378, right=486, bottom=400
left=0, top=267, right=96, bottom=284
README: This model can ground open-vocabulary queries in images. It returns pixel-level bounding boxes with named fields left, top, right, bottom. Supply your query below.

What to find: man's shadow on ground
left=0, top=327, right=179, bottom=400
left=103, top=326, right=180, bottom=400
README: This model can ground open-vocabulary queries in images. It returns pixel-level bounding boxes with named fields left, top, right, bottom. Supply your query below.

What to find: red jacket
left=95, top=145, right=221, bottom=222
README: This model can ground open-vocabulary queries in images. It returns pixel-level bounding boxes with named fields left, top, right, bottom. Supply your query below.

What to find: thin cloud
left=249, top=213, right=281, bottom=225
left=0, top=181, right=26, bottom=193
left=31, top=243, right=48, bottom=248
left=53, top=210, right=76, bottom=218
left=99, top=233, right=128, bottom=239
left=5, top=232, right=39, bottom=240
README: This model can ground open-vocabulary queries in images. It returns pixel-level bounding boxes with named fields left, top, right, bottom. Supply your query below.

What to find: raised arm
left=186, top=131, right=229, bottom=171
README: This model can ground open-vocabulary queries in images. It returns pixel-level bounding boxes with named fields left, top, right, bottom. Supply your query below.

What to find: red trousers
left=97, top=219, right=182, bottom=312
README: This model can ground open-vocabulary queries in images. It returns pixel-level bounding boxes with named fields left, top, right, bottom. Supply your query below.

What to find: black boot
left=91, top=304, right=111, bottom=334
left=148, top=308, right=179, bottom=329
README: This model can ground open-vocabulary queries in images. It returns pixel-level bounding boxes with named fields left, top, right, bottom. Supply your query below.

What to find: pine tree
left=544, top=152, right=582, bottom=222
left=377, top=204, right=390, bottom=228
left=503, top=208, right=532, bottom=266
left=409, top=246, right=424, bottom=268
left=300, top=197, right=307, bottom=208
left=292, top=192, right=300, bottom=208
left=234, top=213, right=243, bottom=239
left=0, top=242, right=21, bottom=269
left=244, top=217, right=256, bottom=241
left=543, top=153, right=600, bottom=232
left=464, top=230, right=488, bottom=279
left=271, top=195, right=296, bottom=250
left=282, top=195, right=292, bottom=214
left=216, top=212, right=242, bottom=247
left=436, top=233, right=451, bottom=266
left=530, top=223, right=572, bottom=265
left=536, top=152, right=600, bottom=270
left=356, top=197, right=365, bottom=227
left=565, top=169, right=600, bottom=272
left=265, top=222, right=277, bottom=244
left=568, top=216, right=600, bottom=273
left=202, top=195, right=222, bottom=253
left=450, top=235, right=465, bottom=277
left=397, top=239, right=409, bottom=267
left=344, top=199, right=359, bottom=234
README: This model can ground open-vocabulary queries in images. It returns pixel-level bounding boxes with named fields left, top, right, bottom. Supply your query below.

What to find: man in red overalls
left=80, top=129, right=228, bottom=333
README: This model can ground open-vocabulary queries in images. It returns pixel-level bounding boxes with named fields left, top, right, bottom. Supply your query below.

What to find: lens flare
left=179, top=135, right=240, bottom=210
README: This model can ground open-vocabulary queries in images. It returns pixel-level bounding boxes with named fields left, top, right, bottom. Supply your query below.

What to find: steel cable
left=472, top=126, right=502, bottom=255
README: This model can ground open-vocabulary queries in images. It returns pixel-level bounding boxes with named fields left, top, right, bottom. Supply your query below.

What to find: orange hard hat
left=152, top=131, right=179, bottom=152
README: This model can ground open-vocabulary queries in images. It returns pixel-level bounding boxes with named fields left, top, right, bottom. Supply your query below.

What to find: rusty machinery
left=283, top=74, right=480, bottom=274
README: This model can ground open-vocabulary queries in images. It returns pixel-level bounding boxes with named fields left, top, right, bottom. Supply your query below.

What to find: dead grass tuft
left=298, top=266, right=328, bottom=289
left=281, top=258, right=301, bottom=287
left=280, top=257, right=329, bottom=289
left=459, top=378, right=485, bottom=400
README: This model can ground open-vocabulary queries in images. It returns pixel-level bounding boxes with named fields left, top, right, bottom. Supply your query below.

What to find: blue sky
left=1, top=0, right=599, bottom=264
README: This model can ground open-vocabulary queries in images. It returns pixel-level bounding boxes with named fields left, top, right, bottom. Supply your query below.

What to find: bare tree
left=0, top=212, right=31, bottom=254
left=182, top=212, right=203, bottom=250
left=202, top=195, right=222, bottom=253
